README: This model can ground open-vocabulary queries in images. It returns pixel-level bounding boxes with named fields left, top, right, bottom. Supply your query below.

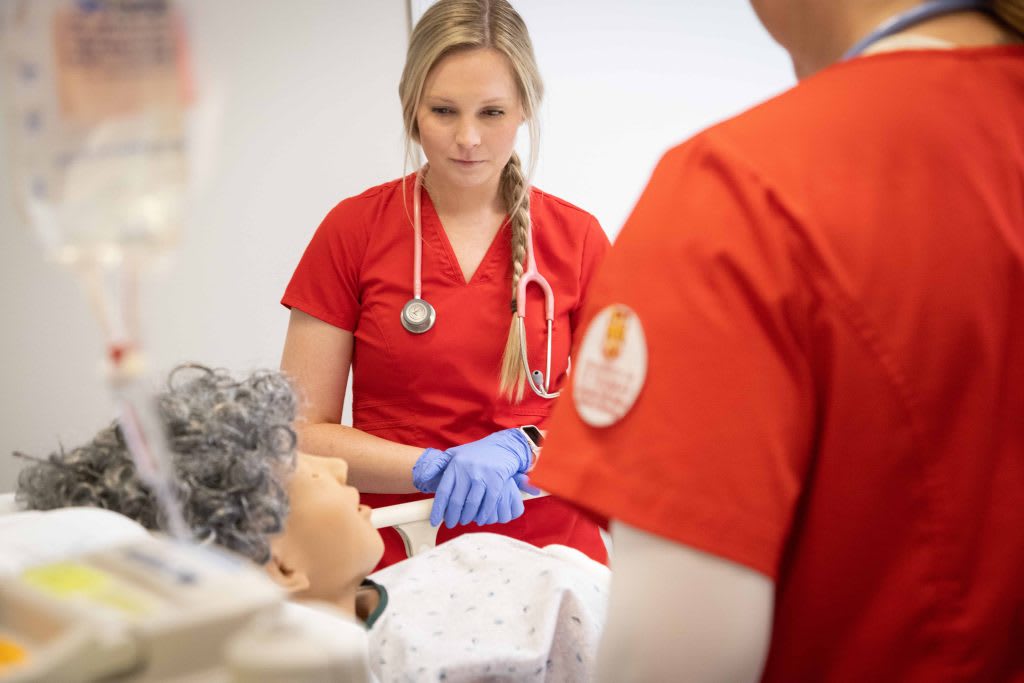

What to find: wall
left=0, top=1, right=792, bottom=492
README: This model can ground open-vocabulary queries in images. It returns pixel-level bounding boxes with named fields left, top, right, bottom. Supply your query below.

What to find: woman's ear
left=265, top=550, right=311, bottom=594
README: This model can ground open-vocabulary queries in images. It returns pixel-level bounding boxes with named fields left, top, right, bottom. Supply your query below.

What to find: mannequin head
left=266, top=453, right=384, bottom=603
left=16, top=365, right=296, bottom=563
left=15, top=366, right=383, bottom=608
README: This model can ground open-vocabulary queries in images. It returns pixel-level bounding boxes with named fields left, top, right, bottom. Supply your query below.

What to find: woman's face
left=278, top=454, right=384, bottom=598
left=416, top=47, right=525, bottom=195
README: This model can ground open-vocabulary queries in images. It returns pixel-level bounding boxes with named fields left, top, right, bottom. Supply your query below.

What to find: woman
left=280, top=0, right=610, bottom=568
left=532, top=0, right=1024, bottom=680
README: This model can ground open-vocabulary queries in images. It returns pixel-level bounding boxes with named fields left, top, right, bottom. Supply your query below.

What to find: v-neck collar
left=418, top=186, right=511, bottom=286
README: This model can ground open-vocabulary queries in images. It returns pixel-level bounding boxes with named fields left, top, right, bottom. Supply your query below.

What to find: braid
left=498, top=152, right=530, bottom=402
left=993, top=0, right=1024, bottom=35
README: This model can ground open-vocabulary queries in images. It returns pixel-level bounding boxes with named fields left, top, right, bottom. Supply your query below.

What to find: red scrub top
left=534, top=47, right=1024, bottom=681
left=283, top=175, right=610, bottom=569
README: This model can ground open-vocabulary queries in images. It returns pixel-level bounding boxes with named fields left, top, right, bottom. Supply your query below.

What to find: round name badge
left=572, top=304, right=648, bottom=427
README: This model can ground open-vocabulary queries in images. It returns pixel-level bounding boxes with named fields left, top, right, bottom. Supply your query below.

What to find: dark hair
left=15, top=365, right=297, bottom=564
left=993, top=0, right=1024, bottom=34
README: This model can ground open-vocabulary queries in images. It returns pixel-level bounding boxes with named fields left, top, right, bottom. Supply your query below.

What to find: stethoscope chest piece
left=401, top=297, right=436, bottom=334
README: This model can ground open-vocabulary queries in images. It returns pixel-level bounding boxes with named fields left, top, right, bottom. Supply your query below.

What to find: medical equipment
left=400, top=170, right=438, bottom=334
left=0, top=537, right=279, bottom=682
left=402, top=167, right=562, bottom=398
left=0, top=507, right=371, bottom=683
left=514, top=219, right=559, bottom=399
left=1, top=0, right=196, bottom=539
left=843, top=0, right=994, bottom=59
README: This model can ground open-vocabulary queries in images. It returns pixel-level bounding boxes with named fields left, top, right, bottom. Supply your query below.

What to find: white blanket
left=367, top=533, right=610, bottom=682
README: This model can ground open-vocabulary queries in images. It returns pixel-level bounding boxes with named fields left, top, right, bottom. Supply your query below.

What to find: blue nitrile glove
left=412, top=448, right=452, bottom=493
left=477, top=473, right=540, bottom=526
left=430, top=428, right=534, bottom=528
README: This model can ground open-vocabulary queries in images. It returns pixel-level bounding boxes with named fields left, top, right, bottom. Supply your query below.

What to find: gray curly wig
left=15, top=365, right=298, bottom=564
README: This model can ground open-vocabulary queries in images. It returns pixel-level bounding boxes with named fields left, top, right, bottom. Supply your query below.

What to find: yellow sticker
left=22, top=562, right=156, bottom=617
left=22, top=562, right=111, bottom=595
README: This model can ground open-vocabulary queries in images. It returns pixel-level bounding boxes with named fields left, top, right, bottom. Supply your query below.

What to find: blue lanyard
left=843, top=0, right=995, bottom=59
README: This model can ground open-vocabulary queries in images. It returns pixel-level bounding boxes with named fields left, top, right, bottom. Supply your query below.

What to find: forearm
left=597, top=523, right=773, bottom=683
left=296, top=422, right=424, bottom=493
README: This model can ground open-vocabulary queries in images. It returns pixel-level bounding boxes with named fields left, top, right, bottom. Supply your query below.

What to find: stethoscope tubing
left=843, top=0, right=995, bottom=60
left=413, top=171, right=425, bottom=300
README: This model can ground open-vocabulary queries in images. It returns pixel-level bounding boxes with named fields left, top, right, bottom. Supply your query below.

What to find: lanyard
left=843, top=0, right=994, bottom=59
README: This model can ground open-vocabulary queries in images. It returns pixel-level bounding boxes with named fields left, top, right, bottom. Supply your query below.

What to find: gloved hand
left=476, top=473, right=541, bottom=526
left=412, top=447, right=452, bottom=493
left=430, top=428, right=535, bottom=528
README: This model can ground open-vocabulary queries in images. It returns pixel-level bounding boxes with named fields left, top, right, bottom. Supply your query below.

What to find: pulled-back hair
left=15, top=366, right=297, bottom=564
left=399, top=0, right=543, bottom=401
left=993, top=0, right=1024, bottom=34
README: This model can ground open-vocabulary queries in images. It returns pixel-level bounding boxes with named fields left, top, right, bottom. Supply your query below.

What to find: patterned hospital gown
left=367, top=533, right=610, bottom=682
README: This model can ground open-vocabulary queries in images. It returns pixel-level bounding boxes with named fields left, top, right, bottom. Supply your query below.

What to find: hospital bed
left=369, top=491, right=548, bottom=556
left=0, top=489, right=608, bottom=682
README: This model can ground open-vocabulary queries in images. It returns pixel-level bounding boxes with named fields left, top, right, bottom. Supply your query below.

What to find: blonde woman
left=280, top=0, right=610, bottom=569
left=533, top=0, right=1024, bottom=680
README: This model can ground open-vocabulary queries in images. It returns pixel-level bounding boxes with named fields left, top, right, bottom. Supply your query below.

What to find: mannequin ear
left=265, top=550, right=310, bottom=594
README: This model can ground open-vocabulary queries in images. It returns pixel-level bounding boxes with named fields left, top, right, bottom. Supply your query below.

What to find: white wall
left=524, top=1, right=794, bottom=233
left=0, top=1, right=792, bottom=492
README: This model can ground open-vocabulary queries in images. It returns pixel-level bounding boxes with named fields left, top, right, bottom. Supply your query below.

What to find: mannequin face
left=416, top=47, right=525, bottom=197
left=268, top=454, right=384, bottom=601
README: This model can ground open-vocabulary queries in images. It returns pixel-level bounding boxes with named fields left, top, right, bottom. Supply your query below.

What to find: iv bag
left=0, top=0, right=197, bottom=541
left=1, top=0, right=191, bottom=266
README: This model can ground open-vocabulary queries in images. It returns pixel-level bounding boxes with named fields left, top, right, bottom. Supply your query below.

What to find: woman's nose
left=455, top=117, right=480, bottom=148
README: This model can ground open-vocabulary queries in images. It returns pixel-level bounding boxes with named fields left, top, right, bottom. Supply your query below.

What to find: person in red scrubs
left=280, top=0, right=610, bottom=569
left=532, top=0, right=1024, bottom=681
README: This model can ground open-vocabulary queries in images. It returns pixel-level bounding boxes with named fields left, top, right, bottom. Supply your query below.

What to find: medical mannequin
left=15, top=366, right=609, bottom=682
left=279, top=0, right=610, bottom=569
left=264, top=454, right=386, bottom=624
left=533, top=1, right=1024, bottom=681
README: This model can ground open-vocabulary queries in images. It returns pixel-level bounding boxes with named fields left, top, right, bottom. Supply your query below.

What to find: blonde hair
left=399, top=0, right=543, bottom=402
left=992, top=0, right=1024, bottom=34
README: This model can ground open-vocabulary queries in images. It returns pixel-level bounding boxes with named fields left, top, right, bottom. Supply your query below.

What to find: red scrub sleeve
left=281, top=197, right=370, bottom=331
left=532, top=135, right=818, bottom=579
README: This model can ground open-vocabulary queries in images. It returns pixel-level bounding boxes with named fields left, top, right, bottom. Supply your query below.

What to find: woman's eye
left=483, top=109, right=505, bottom=117
left=432, top=107, right=453, bottom=115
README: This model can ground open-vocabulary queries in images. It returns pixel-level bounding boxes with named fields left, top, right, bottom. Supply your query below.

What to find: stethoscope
left=843, top=0, right=995, bottom=59
left=400, top=168, right=560, bottom=399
